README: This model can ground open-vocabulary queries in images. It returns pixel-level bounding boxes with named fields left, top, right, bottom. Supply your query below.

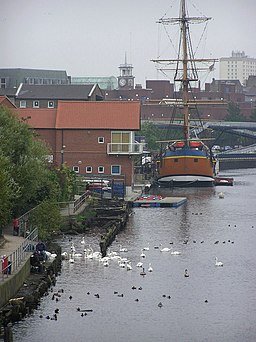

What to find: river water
left=13, top=168, right=256, bottom=342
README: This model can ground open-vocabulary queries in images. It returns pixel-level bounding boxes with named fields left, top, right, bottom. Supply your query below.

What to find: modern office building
left=219, top=51, right=256, bottom=86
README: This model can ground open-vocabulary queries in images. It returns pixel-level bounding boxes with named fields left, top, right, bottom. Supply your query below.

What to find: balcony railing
left=107, top=143, right=144, bottom=155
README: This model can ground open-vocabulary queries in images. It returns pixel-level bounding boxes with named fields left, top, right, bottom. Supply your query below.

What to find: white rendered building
left=219, top=51, right=256, bottom=86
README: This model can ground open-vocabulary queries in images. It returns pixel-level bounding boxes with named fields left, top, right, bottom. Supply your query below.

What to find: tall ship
left=152, top=0, right=218, bottom=187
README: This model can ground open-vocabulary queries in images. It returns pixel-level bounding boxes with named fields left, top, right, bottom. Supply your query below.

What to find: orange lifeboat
left=189, top=141, right=202, bottom=148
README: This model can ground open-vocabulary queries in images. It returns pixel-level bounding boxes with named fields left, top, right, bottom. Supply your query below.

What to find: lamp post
left=60, top=145, right=66, bottom=165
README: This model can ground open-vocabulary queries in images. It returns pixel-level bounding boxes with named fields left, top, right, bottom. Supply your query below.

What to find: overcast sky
left=1, top=0, right=256, bottom=87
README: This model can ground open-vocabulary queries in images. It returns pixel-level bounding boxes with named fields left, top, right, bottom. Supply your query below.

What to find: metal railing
left=73, top=192, right=89, bottom=213
left=1, top=228, right=38, bottom=282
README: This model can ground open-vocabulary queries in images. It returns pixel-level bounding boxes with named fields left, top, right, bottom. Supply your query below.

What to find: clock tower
left=118, top=53, right=135, bottom=89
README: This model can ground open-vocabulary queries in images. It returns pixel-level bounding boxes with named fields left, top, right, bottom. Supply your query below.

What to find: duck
left=118, top=260, right=126, bottom=268
left=215, top=257, right=223, bottom=267
left=184, top=269, right=189, bottom=277
left=140, top=268, right=146, bottom=276
left=136, top=261, right=143, bottom=268
left=142, top=243, right=150, bottom=251
left=148, top=263, right=153, bottom=272
left=158, top=302, right=163, bottom=308
left=140, top=250, right=146, bottom=258
left=103, top=260, right=109, bottom=267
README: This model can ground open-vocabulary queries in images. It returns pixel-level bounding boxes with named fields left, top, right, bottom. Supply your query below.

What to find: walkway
left=0, top=225, right=26, bottom=256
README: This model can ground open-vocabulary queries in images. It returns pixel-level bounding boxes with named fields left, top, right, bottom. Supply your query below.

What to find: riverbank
left=0, top=243, right=61, bottom=341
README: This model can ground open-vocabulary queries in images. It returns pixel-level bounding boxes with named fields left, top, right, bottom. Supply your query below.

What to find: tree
left=249, top=108, right=256, bottom=122
left=137, top=122, right=162, bottom=151
left=0, top=106, right=53, bottom=213
left=0, top=105, right=76, bottom=237
left=0, top=155, right=14, bottom=231
left=225, top=102, right=246, bottom=122
left=29, top=200, right=63, bottom=241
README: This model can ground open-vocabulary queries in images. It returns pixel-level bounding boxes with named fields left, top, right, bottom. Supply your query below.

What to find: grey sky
left=1, top=0, right=256, bottom=87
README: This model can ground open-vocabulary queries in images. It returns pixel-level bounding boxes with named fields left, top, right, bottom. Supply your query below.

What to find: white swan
left=171, top=251, right=181, bottom=255
left=215, top=257, right=223, bottom=267
left=219, top=192, right=224, bottom=199
left=74, top=253, right=83, bottom=258
left=127, top=262, right=132, bottom=271
left=81, top=236, right=85, bottom=244
left=119, top=245, right=128, bottom=252
left=148, top=263, right=153, bottom=272
left=61, top=251, right=68, bottom=260
left=160, top=247, right=171, bottom=252
left=69, top=252, right=75, bottom=263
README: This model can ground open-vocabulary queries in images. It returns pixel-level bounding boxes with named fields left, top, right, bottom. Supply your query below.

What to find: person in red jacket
left=12, top=218, right=19, bottom=236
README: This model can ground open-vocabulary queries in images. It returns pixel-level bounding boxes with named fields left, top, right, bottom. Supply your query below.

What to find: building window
left=111, top=165, right=121, bottom=175
left=73, top=166, right=79, bottom=173
left=86, top=166, right=92, bottom=173
left=98, top=166, right=104, bottom=173
left=20, top=100, right=27, bottom=108
left=48, top=101, right=54, bottom=108
left=33, top=100, right=40, bottom=108
left=174, top=159, right=179, bottom=162
left=1, top=78, right=6, bottom=88
left=98, top=137, right=104, bottom=143
left=194, top=159, right=198, bottom=162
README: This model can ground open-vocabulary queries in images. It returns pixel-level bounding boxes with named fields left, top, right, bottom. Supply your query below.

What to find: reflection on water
left=13, top=169, right=256, bottom=342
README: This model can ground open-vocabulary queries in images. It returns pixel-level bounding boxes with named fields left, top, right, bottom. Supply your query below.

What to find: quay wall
left=219, top=159, right=256, bottom=170
left=0, top=256, right=31, bottom=309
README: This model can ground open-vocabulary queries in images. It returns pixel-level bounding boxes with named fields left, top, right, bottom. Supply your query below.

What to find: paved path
left=0, top=225, right=25, bottom=257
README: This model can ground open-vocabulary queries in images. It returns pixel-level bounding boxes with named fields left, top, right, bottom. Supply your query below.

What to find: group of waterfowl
left=61, top=237, right=186, bottom=276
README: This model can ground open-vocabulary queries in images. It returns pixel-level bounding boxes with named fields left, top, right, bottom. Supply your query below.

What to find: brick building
left=15, top=101, right=143, bottom=193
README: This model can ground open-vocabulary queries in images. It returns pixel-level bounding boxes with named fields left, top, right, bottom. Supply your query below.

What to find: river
left=12, top=168, right=256, bottom=342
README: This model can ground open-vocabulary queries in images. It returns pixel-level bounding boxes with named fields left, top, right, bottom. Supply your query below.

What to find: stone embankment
left=0, top=243, right=61, bottom=341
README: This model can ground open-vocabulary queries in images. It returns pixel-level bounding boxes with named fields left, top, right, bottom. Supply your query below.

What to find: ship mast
left=152, top=0, right=216, bottom=145
left=180, top=0, right=190, bottom=145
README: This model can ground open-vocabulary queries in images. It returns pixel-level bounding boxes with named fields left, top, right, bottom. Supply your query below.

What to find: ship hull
left=155, top=148, right=215, bottom=187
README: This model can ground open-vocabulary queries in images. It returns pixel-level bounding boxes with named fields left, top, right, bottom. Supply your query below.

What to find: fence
left=1, top=228, right=38, bottom=282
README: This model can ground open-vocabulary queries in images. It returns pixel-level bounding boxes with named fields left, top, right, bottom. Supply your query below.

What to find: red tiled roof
left=0, top=96, right=17, bottom=108
left=15, top=109, right=57, bottom=128
left=14, top=101, right=140, bottom=130
left=56, top=101, right=140, bottom=129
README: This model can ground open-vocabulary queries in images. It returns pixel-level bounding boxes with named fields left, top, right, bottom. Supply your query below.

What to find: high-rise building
left=219, top=51, right=256, bottom=86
